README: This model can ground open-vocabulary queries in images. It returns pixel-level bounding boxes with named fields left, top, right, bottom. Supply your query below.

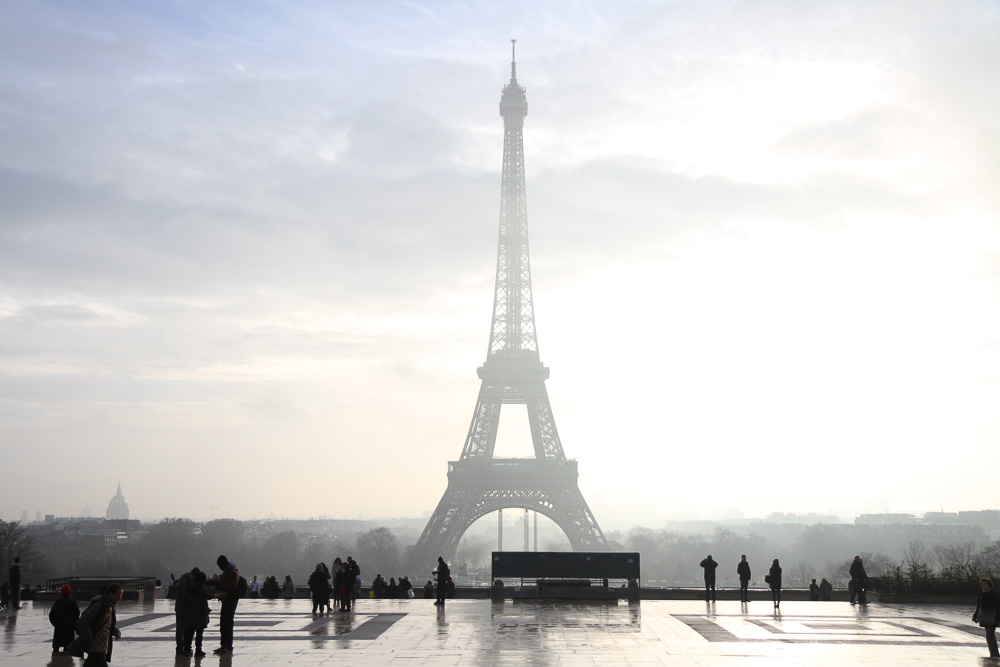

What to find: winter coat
left=976, top=588, right=1000, bottom=627
left=700, top=558, right=718, bottom=583
left=768, top=565, right=782, bottom=590
left=308, top=570, right=331, bottom=601
left=849, top=560, right=868, bottom=582
left=183, top=582, right=211, bottom=630
left=49, top=596, right=80, bottom=646
left=737, top=561, right=751, bottom=582
left=77, top=595, right=116, bottom=656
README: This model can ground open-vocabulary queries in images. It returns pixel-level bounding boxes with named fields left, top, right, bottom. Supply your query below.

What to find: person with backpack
left=213, top=554, right=246, bottom=655
left=74, top=582, right=122, bottom=667
left=49, top=585, right=80, bottom=653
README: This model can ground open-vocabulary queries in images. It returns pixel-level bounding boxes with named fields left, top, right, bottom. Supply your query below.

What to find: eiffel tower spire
left=411, top=44, right=607, bottom=568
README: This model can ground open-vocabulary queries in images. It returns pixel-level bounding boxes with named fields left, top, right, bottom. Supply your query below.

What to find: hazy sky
left=2, top=1, right=999, bottom=525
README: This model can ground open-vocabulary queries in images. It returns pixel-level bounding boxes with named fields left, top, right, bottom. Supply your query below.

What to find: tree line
left=4, top=517, right=1000, bottom=595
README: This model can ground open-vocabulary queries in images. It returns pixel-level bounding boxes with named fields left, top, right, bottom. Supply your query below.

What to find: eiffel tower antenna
left=411, top=44, right=608, bottom=569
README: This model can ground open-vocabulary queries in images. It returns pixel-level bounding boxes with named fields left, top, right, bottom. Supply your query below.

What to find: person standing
left=974, top=576, right=1000, bottom=658
left=173, top=569, right=196, bottom=656
left=767, top=559, right=782, bottom=609
left=249, top=575, right=261, bottom=599
left=49, top=585, right=80, bottom=653
left=282, top=574, right=295, bottom=599
left=809, top=578, right=820, bottom=601
left=76, top=582, right=122, bottom=667
left=308, top=564, right=327, bottom=615
left=8, top=557, right=20, bottom=610
left=214, top=554, right=241, bottom=655
left=737, top=555, right=752, bottom=603
left=183, top=570, right=211, bottom=657
left=347, top=557, right=361, bottom=607
left=819, top=577, right=833, bottom=601
left=434, top=556, right=451, bottom=607
left=700, top=555, right=718, bottom=602
left=849, top=555, right=869, bottom=605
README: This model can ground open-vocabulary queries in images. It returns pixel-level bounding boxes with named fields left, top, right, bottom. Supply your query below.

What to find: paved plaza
left=1, top=597, right=995, bottom=666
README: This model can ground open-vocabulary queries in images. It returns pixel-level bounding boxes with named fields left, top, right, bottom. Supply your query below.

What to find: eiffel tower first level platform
left=412, top=459, right=607, bottom=566
left=410, top=42, right=608, bottom=569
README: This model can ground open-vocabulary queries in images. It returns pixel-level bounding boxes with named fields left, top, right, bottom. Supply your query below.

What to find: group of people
left=700, top=554, right=783, bottom=607
left=307, top=556, right=362, bottom=613
left=172, top=554, right=245, bottom=656
left=700, top=554, right=874, bottom=610
left=371, top=573, right=415, bottom=599
left=45, top=581, right=123, bottom=667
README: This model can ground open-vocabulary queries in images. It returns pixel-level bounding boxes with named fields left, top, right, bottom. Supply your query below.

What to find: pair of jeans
left=986, top=625, right=999, bottom=657
left=183, top=626, right=204, bottom=653
left=739, top=580, right=749, bottom=602
left=83, top=653, right=109, bottom=667
left=219, top=601, right=237, bottom=650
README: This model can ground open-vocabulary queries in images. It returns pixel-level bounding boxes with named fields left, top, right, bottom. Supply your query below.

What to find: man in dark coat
left=849, top=556, right=869, bottom=605
left=49, top=585, right=80, bottom=652
left=434, top=557, right=450, bottom=607
left=700, top=555, right=718, bottom=602
left=214, top=554, right=241, bottom=654
left=737, top=555, right=752, bottom=603
left=8, top=557, right=20, bottom=610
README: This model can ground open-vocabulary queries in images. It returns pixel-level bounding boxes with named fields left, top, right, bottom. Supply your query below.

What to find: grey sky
left=2, top=0, right=999, bottom=523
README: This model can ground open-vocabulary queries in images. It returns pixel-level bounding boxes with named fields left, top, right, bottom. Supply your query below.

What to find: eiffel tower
left=411, top=42, right=608, bottom=569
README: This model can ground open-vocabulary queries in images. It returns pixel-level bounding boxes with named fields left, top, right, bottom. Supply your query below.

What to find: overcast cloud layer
left=2, top=0, right=999, bottom=525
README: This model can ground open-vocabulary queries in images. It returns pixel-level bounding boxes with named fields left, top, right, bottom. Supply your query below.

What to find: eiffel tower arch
left=410, top=42, right=608, bottom=571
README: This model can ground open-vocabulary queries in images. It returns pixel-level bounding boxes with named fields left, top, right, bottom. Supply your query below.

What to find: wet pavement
left=2, top=597, right=995, bottom=665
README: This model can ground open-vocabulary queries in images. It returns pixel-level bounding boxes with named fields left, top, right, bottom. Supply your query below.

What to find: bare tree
left=0, top=521, right=36, bottom=584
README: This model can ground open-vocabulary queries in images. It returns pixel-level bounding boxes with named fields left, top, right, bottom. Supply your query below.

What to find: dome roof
left=105, top=483, right=130, bottom=520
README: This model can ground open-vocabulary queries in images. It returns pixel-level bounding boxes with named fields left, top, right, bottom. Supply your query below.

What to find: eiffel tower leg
left=525, top=382, right=565, bottom=460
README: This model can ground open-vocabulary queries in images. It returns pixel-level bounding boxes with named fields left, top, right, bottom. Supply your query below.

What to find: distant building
left=105, top=483, right=130, bottom=520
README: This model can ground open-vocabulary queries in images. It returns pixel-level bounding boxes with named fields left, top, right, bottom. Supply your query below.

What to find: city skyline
left=2, top=1, right=999, bottom=524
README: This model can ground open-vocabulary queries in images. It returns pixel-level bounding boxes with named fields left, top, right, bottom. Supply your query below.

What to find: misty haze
left=3, top=0, right=1000, bottom=610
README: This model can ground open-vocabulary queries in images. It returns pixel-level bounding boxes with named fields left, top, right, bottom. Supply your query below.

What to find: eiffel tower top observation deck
left=409, top=43, right=607, bottom=567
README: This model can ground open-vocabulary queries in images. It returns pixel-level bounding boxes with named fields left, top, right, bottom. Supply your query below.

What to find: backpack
left=236, top=574, right=249, bottom=599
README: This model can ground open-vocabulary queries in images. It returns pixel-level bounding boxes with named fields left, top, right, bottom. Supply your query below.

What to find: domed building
left=105, top=483, right=130, bottom=520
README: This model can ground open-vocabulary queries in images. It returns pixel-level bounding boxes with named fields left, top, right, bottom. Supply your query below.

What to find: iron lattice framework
left=411, top=42, right=608, bottom=570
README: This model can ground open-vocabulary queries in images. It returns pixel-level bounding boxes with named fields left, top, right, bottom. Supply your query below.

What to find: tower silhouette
left=411, top=42, right=608, bottom=568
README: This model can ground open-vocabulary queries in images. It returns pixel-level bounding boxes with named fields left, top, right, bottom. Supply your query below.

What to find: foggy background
left=2, top=0, right=999, bottom=524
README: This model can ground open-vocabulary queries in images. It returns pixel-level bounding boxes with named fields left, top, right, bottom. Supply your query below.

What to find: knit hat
left=60, top=585, right=71, bottom=596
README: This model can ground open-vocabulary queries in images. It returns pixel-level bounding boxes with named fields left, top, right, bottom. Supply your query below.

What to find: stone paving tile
left=0, top=598, right=996, bottom=665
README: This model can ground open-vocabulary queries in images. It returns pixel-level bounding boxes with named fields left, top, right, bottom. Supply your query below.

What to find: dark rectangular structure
left=491, top=551, right=640, bottom=580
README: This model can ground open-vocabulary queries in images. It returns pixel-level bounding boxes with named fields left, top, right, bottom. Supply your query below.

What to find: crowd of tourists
left=307, top=556, right=362, bottom=613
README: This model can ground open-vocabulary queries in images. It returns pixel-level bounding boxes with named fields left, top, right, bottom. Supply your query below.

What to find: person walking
left=434, top=556, right=451, bottom=607
left=8, top=557, right=21, bottom=610
left=75, top=582, right=123, bottom=667
left=974, top=576, right=1000, bottom=658
left=213, top=554, right=242, bottom=655
left=767, top=559, right=782, bottom=609
left=737, top=555, right=752, bottom=603
left=700, top=555, right=718, bottom=602
left=849, top=555, right=869, bottom=605
left=49, top=585, right=80, bottom=653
